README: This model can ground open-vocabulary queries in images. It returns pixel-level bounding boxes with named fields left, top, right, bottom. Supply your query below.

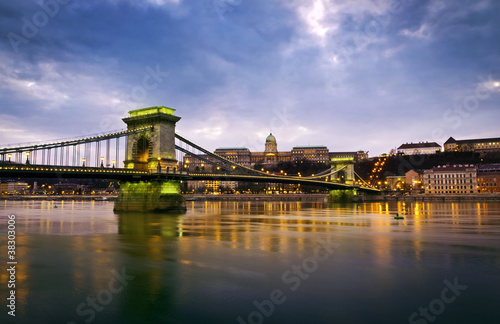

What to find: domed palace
left=183, top=132, right=368, bottom=171
left=264, top=133, right=278, bottom=164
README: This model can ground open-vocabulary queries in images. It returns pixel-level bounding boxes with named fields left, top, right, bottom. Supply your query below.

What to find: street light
left=100, top=156, right=104, bottom=168
left=157, top=157, right=161, bottom=173
left=112, top=160, right=116, bottom=168
left=25, top=152, right=30, bottom=165
left=8, top=153, right=11, bottom=163
left=82, top=158, right=86, bottom=167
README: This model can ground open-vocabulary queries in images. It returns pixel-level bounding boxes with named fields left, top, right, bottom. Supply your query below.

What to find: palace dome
left=266, top=133, right=276, bottom=143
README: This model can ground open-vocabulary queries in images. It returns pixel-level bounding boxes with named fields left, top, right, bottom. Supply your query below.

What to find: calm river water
left=1, top=200, right=500, bottom=324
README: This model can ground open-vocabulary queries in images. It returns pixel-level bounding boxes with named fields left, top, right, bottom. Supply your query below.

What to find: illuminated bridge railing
left=0, top=126, right=153, bottom=168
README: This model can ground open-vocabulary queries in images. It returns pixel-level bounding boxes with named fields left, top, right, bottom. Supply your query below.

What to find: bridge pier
left=114, top=180, right=186, bottom=212
left=328, top=189, right=358, bottom=203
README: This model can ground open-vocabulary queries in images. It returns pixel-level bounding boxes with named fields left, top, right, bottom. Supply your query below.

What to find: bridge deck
left=0, top=163, right=380, bottom=192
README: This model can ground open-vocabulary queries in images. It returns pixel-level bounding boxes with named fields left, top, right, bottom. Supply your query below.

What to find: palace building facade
left=397, top=142, right=441, bottom=155
left=444, top=136, right=500, bottom=153
left=182, top=133, right=368, bottom=172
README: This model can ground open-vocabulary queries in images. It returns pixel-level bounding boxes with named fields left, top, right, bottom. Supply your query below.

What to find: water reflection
left=1, top=201, right=500, bottom=323
left=116, top=211, right=184, bottom=237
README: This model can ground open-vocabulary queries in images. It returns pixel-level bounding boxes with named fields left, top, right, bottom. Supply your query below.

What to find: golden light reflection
left=0, top=199, right=498, bottom=314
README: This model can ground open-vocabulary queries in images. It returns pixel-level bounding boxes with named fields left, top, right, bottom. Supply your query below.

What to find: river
left=1, top=200, right=499, bottom=324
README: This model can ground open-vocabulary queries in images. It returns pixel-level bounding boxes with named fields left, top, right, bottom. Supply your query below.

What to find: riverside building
left=444, top=136, right=500, bottom=153
left=424, top=165, right=477, bottom=194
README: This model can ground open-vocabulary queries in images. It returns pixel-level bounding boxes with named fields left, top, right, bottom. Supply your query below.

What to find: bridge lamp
left=8, top=153, right=12, bottom=162
left=112, top=160, right=116, bottom=168
left=157, top=157, right=162, bottom=173
left=100, top=156, right=104, bottom=167
left=25, top=152, right=30, bottom=165
left=82, top=158, right=86, bottom=167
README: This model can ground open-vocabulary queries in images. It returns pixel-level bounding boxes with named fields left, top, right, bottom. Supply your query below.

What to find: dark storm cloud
left=0, top=0, right=498, bottom=154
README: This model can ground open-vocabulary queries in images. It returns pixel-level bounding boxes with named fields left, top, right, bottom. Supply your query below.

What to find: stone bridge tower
left=330, top=157, right=355, bottom=185
left=123, top=106, right=181, bottom=171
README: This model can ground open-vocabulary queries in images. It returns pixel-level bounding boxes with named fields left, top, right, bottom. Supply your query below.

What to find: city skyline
left=1, top=0, right=499, bottom=156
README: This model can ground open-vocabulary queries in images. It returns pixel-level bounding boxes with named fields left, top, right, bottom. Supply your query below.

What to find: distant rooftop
left=215, top=147, right=249, bottom=151
left=292, top=146, right=327, bottom=149
left=444, top=136, right=500, bottom=144
left=430, top=164, right=476, bottom=172
left=478, top=164, right=500, bottom=171
left=398, top=142, right=441, bottom=149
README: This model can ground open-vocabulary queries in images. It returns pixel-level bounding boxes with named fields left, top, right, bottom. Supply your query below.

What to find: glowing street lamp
left=100, top=156, right=104, bottom=168
left=157, top=157, right=161, bottom=173
left=8, top=153, right=12, bottom=163
left=82, top=158, right=86, bottom=167
left=25, top=152, right=31, bottom=165
left=112, top=160, right=116, bottom=168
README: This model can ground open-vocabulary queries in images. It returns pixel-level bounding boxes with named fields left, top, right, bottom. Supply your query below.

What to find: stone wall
left=114, top=180, right=186, bottom=212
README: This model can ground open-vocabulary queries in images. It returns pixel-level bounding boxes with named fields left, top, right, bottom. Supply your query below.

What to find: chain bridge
left=0, top=106, right=379, bottom=210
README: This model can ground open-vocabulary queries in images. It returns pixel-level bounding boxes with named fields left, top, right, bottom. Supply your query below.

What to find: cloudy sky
left=1, top=0, right=499, bottom=156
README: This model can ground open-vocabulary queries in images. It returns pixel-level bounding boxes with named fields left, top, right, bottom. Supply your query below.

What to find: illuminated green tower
left=123, top=106, right=181, bottom=171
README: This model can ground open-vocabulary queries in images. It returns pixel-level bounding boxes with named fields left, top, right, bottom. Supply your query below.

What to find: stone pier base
left=114, top=180, right=186, bottom=212
left=328, top=189, right=358, bottom=203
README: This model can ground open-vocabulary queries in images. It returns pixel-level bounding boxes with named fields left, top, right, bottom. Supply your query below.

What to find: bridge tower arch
left=123, top=106, right=181, bottom=171
left=330, top=157, right=355, bottom=185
